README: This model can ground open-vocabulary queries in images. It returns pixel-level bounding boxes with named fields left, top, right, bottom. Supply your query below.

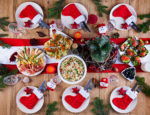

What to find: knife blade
left=84, top=79, right=95, bottom=92
left=38, top=81, right=46, bottom=92
left=131, top=82, right=138, bottom=91
left=39, top=19, right=50, bottom=29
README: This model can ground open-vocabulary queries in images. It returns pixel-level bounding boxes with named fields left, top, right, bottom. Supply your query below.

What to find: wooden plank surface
left=0, top=0, right=150, bottom=115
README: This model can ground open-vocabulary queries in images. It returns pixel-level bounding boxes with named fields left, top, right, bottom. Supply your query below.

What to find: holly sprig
left=46, top=101, right=58, bottom=115
left=91, top=97, right=110, bottom=115
left=47, top=0, right=65, bottom=19
left=91, top=0, right=109, bottom=17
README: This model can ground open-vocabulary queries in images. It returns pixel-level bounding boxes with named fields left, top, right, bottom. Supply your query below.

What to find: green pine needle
left=46, top=101, right=58, bottom=115
left=138, top=20, right=150, bottom=33
left=0, top=39, right=11, bottom=49
left=47, top=0, right=65, bottom=19
left=136, top=76, right=150, bottom=97
left=91, top=0, right=109, bottom=17
left=0, top=17, right=9, bottom=31
left=138, top=13, right=150, bottom=20
left=91, top=97, right=110, bottom=115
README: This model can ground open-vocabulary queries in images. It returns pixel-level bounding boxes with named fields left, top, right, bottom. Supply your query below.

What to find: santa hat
left=98, top=24, right=106, bottom=27
left=100, top=78, right=109, bottom=88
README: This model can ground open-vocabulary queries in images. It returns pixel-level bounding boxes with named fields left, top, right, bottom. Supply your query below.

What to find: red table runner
left=0, top=38, right=150, bottom=73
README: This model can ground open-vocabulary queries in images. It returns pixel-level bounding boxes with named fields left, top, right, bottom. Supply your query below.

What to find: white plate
left=110, top=86, right=137, bottom=113
left=16, top=86, right=44, bottom=114
left=110, top=4, right=137, bottom=30
left=16, top=47, right=46, bottom=77
left=61, top=3, right=88, bottom=29
left=58, top=54, right=87, bottom=84
left=62, top=85, right=90, bottom=113
left=15, top=2, right=44, bottom=29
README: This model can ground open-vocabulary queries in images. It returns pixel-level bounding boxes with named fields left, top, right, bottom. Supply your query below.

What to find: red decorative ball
left=46, top=65, right=56, bottom=74
left=88, top=14, right=98, bottom=24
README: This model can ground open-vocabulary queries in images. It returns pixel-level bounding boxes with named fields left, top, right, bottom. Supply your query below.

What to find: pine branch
left=91, top=0, right=109, bottom=17
left=91, top=97, right=110, bottom=115
left=138, top=13, right=150, bottom=20
left=0, top=34, right=8, bottom=38
left=46, top=101, right=58, bottom=115
left=0, top=17, right=9, bottom=31
left=0, top=39, right=11, bottom=48
left=136, top=76, right=150, bottom=97
left=138, top=20, right=150, bottom=33
left=47, top=0, right=65, bottom=19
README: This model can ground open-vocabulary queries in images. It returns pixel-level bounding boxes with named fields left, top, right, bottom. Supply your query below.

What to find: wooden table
left=0, top=0, right=150, bottom=115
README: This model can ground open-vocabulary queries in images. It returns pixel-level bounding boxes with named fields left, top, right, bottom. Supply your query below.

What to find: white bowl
left=58, top=55, right=87, bottom=84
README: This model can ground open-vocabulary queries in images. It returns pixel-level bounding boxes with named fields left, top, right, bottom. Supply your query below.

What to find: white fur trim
left=126, top=89, right=137, bottom=99
left=125, top=15, right=135, bottom=25
left=74, top=15, right=85, bottom=24
left=79, top=88, right=89, bottom=99
left=98, top=26, right=107, bottom=33
left=33, top=88, right=43, bottom=99
left=47, top=80, right=56, bottom=89
left=100, top=82, right=108, bottom=87
left=31, top=14, right=43, bottom=24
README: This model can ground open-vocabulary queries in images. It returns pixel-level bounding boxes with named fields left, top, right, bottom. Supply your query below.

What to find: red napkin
left=19, top=5, right=42, bottom=24
left=113, top=5, right=132, bottom=20
left=62, top=4, right=85, bottom=24
left=65, top=88, right=89, bottom=109
left=20, top=89, right=43, bottom=109
left=112, top=89, right=137, bottom=110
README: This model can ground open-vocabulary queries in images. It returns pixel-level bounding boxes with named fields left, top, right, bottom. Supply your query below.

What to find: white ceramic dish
left=58, top=54, right=87, bottom=84
left=110, top=3, right=137, bottom=31
left=15, top=2, right=44, bottom=29
left=62, top=85, right=90, bottom=113
left=16, top=47, right=46, bottom=77
left=16, top=86, right=44, bottom=114
left=110, top=86, right=137, bottom=113
left=61, top=3, right=88, bottom=30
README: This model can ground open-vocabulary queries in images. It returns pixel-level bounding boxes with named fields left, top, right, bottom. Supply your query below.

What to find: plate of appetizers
left=119, top=36, right=149, bottom=66
left=16, top=47, right=46, bottom=76
left=44, top=33, right=73, bottom=60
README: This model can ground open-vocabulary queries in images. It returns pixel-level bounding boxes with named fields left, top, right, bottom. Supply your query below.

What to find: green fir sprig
left=91, top=97, right=110, bottom=115
left=138, top=13, right=150, bottom=20
left=0, top=17, right=9, bottom=31
left=136, top=76, right=150, bottom=97
left=91, top=0, right=109, bottom=17
left=137, top=20, right=150, bottom=33
left=0, top=39, right=11, bottom=48
left=46, top=101, right=58, bottom=115
left=47, top=0, right=65, bottom=19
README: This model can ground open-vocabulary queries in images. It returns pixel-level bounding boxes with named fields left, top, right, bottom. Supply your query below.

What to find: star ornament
left=118, top=88, right=126, bottom=95
left=71, top=22, right=79, bottom=29
left=24, top=20, right=33, bottom=27
left=72, top=87, right=80, bottom=94
left=24, top=87, right=33, bottom=95
left=121, top=23, right=129, bottom=29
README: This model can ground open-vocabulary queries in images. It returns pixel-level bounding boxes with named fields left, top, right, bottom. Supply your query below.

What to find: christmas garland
left=47, top=0, right=65, bottom=19
left=0, top=17, right=9, bottom=31
left=91, top=97, right=110, bottom=115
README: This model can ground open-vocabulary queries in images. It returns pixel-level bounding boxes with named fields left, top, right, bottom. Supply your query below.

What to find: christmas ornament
left=118, top=88, right=126, bottom=95
left=74, top=32, right=82, bottom=39
left=62, top=3, right=90, bottom=32
left=97, top=24, right=107, bottom=35
left=65, top=88, right=89, bottom=109
left=22, top=77, right=30, bottom=83
left=9, top=52, right=17, bottom=62
left=88, top=14, right=98, bottom=24
left=112, top=83, right=142, bottom=110
left=100, top=78, right=109, bottom=88
left=47, top=75, right=61, bottom=91
left=24, top=20, right=32, bottom=27
left=24, top=87, right=33, bottom=95
left=112, top=67, right=118, bottom=72
left=113, top=5, right=141, bottom=32
left=121, top=23, right=129, bottom=29
left=72, top=87, right=80, bottom=94
left=71, top=22, right=79, bottom=29
left=46, top=65, right=56, bottom=74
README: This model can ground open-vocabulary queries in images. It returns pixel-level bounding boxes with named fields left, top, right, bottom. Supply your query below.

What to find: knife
left=129, top=22, right=141, bottom=32
left=38, top=81, right=47, bottom=92
left=80, top=21, right=91, bottom=32
left=84, top=79, right=95, bottom=92
left=39, top=19, right=50, bottom=29
left=131, top=82, right=138, bottom=91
